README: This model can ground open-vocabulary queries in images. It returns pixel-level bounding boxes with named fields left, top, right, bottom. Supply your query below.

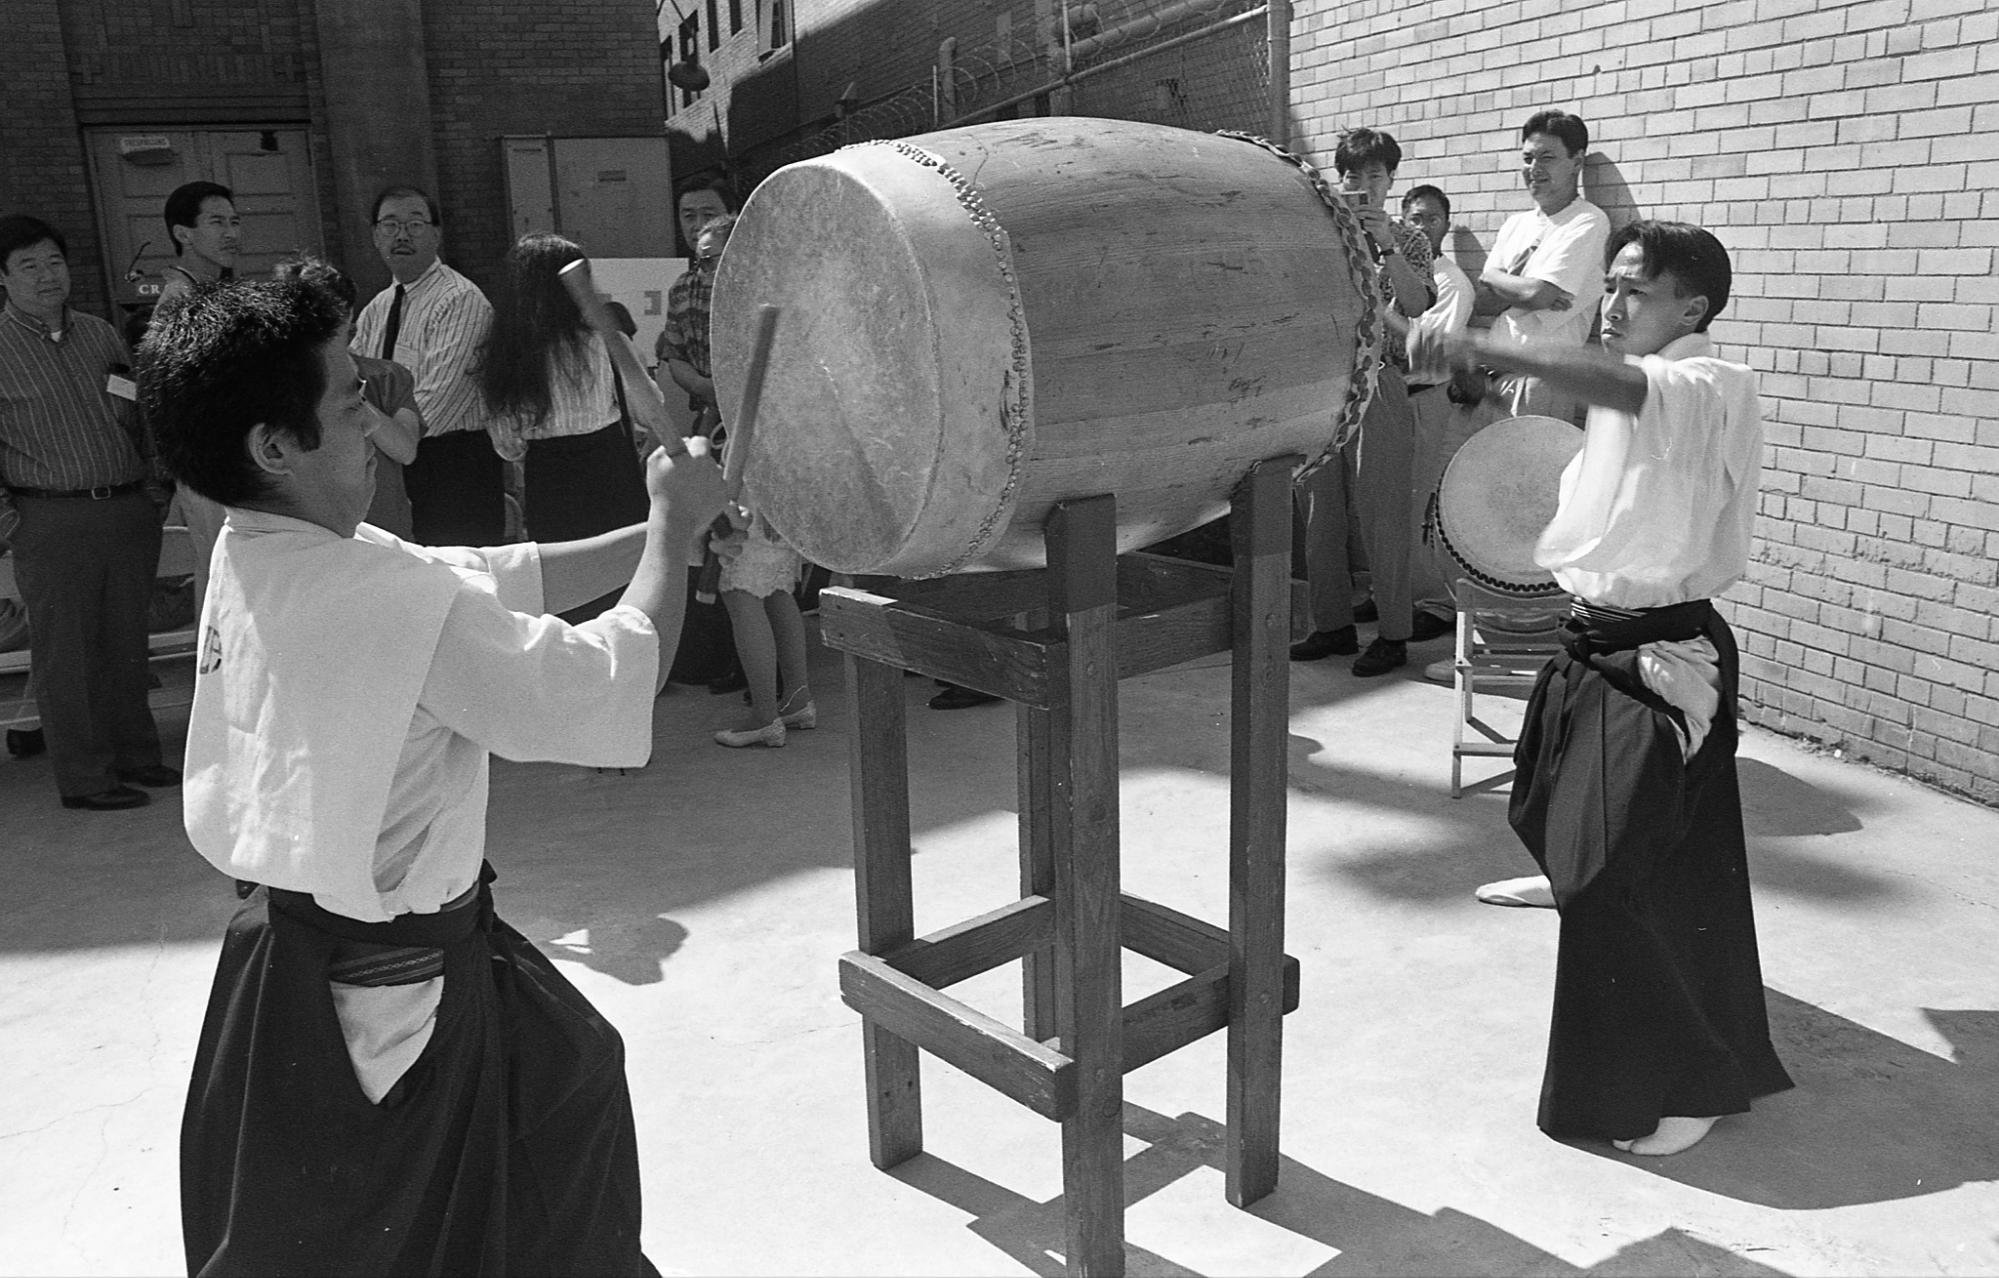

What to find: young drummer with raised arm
left=139, top=276, right=726, bottom=1273
left=1410, top=220, right=1794, bottom=1157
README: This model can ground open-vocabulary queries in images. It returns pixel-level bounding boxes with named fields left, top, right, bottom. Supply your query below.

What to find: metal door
left=85, top=127, right=325, bottom=314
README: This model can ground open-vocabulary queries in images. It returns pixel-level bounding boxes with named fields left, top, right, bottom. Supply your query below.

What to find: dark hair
left=370, top=184, right=441, bottom=228
left=165, top=182, right=234, bottom=257
left=1332, top=127, right=1402, bottom=177
left=0, top=215, right=67, bottom=267
left=1521, top=111, right=1589, bottom=157
left=674, top=174, right=737, bottom=210
left=136, top=279, right=348, bottom=505
left=271, top=252, right=358, bottom=313
left=475, top=233, right=591, bottom=430
left=1605, top=220, right=1732, bottom=332
left=1402, top=184, right=1451, bottom=220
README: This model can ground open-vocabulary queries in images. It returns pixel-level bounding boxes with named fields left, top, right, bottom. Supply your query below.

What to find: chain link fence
left=750, top=0, right=1274, bottom=180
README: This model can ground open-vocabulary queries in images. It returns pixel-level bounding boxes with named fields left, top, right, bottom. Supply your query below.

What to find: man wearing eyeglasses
left=353, top=186, right=504, bottom=546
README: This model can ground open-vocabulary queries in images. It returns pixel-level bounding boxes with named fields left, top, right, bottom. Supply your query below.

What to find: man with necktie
left=352, top=186, right=504, bottom=545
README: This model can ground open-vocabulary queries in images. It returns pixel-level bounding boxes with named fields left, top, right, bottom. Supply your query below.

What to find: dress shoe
left=1289, top=626, right=1359, bottom=661
left=1409, top=610, right=1455, bottom=642
left=1353, top=598, right=1379, bottom=623
left=778, top=690, right=817, bottom=730
left=714, top=719, right=786, bottom=748
left=1422, top=656, right=1456, bottom=685
left=61, top=786, right=150, bottom=811
left=6, top=727, right=45, bottom=758
left=1351, top=637, right=1407, bottom=677
left=117, top=763, right=182, bottom=788
left=707, top=668, right=749, bottom=695
left=929, top=684, right=1002, bottom=710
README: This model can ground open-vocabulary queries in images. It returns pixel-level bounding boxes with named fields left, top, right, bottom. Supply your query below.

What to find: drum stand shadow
left=816, top=458, right=1303, bottom=1277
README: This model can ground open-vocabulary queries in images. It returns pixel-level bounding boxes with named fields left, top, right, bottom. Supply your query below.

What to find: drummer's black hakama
left=181, top=874, right=659, bottom=1277
left=1508, top=602, right=1793, bottom=1143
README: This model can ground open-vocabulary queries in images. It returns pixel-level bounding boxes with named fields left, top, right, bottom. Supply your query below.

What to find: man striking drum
left=1411, top=220, right=1793, bottom=1156
left=139, top=278, right=725, bottom=1272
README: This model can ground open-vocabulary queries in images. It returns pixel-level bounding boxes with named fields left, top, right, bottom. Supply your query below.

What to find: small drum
left=711, top=117, right=1381, bottom=578
left=1433, top=414, right=1582, bottom=602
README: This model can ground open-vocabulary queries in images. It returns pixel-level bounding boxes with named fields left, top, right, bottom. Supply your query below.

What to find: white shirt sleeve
left=1425, top=258, right=1474, bottom=333
left=412, top=285, right=493, bottom=438
left=416, top=582, right=659, bottom=767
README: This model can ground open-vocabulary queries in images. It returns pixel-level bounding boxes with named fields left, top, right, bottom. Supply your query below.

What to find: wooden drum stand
left=816, top=457, right=1304, bottom=1276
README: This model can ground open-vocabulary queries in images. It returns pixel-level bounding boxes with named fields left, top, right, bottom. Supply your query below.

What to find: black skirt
left=181, top=870, right=659, bottom=1277
left=1508, top=601, right=1794, bottom=1142
left=524, top=422, right=650, bottom=623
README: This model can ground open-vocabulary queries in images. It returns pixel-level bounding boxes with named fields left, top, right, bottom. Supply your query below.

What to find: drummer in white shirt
left=138, top=276, right=726, bottom=1274
left=1473, top=110, right=1611, bottom=425
left=1411, top=220, right=1793, bottom=1158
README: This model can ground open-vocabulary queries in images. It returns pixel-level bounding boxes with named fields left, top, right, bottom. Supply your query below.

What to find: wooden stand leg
left=1018, top=698, right=1062, bottom=1041
left=1047, top=496, right=1126, bottom=1276
left=1224, top=457, right=1297, bottom=1206
left=847, top=652, right=923, bottom=1169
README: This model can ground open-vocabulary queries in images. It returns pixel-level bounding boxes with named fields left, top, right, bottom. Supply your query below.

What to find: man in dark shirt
left=0, top=214, right=177, bottom=810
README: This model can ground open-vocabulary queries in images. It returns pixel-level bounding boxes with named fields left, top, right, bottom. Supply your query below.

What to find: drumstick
left=556, top=257, right=686, bottom=457
left=695, top=304, right=781, bottom=605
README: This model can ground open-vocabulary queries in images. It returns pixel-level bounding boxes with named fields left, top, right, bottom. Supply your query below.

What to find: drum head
left=1435, top=414, right=1582, bottom=595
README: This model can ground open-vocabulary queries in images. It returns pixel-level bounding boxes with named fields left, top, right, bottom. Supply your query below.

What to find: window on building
left=729, top=0, right=743, bottom=35
left=757, top=0, right=790, bottom=52
left=706, top=0, right=720, bottom=51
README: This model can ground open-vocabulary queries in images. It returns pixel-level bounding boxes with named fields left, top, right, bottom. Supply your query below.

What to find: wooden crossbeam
left=819, top=588, right=1060, bottom=705
left=840, top=952, right=1077, bottom=1121
left=1119, top=893, right=1231, bottom=975
left=1119, top=957, right=1302, bottom=1074
left=879, top=896, right=1054, bottom=990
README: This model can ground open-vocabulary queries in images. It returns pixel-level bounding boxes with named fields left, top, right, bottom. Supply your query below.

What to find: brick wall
left=0, top=0, right=119, bottom=320
left=425, top=0, right=666, bottom=291
left=1291, top=0, right=1999, bottom=803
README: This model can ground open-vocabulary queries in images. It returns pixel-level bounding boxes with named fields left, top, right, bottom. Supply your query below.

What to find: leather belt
left=8, top=481, right=145, bottom=501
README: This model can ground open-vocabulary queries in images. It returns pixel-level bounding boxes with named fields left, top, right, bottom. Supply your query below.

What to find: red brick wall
left=1292, top=0, right=1999, bottom=803
left=0, top=0, right=121, bottom=320
left=424, top=0, right=666, bottom=292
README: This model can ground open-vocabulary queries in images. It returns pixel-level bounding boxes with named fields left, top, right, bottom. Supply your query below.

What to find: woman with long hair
left=476, top=233, right=668, bottom=620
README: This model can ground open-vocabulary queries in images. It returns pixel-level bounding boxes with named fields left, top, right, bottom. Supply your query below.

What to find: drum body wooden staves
left=711, top=117, right=1379, bottom=577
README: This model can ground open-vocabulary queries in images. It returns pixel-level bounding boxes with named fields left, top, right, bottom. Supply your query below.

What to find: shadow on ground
left=1607, top=997, right=1999, bottom=1210
left=892, top=1103, right=1800, bottom=1276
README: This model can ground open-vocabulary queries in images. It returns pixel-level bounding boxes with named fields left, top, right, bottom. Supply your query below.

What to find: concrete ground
left=3, top=623, right=1996, bottom=1277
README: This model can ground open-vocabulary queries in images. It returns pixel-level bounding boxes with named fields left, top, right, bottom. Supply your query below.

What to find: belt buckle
left=88, top=484, right=116, bottom=500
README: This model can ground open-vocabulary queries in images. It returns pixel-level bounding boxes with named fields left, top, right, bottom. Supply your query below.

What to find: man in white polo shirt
left=1475, top=110, right=1611, bottom=425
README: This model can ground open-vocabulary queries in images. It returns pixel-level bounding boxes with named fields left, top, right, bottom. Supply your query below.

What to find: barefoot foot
left=1613, top=1115, right=1718, bottom=1156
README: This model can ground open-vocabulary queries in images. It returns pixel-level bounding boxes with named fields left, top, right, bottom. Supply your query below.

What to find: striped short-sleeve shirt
left=0, top=302, right=148, bottom=492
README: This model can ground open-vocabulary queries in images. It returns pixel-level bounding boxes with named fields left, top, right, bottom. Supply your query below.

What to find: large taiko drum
left=1433, top=414, right=1583, bottom=607
left=710, top=117, right=1381, bottom=577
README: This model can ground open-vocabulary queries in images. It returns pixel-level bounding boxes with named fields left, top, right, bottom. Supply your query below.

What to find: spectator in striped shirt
left=352, top=186, right=505, bottom=547
left=0, top=214, right=178, bottom=810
